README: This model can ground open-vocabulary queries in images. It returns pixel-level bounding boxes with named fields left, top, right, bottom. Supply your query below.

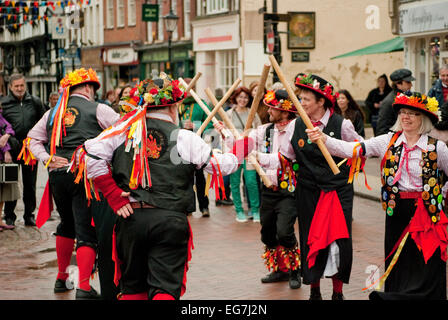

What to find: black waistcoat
left=111, top=118, right=196, bottom=213
left=291, top=113, right=350, bottom=192
left=46, top=96, right=103, bottom=160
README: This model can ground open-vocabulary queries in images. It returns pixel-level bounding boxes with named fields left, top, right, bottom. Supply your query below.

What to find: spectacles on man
left=398, top=110, right=421, bottom=118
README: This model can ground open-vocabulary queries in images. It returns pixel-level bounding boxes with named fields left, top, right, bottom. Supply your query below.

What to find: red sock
left=76, top=246, right=96, bottom=291
left=152, top=293, right=175, bottom=300
left=119, top=293, right=148, bottom=300
left=311, top=280, right=320, bottom=289
left=56, top=236, right=75, bottom=281
left=332, top=277, right=343, bottom=293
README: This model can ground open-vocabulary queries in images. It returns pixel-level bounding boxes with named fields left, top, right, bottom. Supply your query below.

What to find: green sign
left=142, top=4, right=159, bottom=22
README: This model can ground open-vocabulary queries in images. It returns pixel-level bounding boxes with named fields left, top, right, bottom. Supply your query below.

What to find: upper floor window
left=117, top=0, right=125, bottom=27
left=196, top=0, right=238, bottom=16
left=106, top=0, right=114, bottom=28
left=128, top=0, right=137, bottom=26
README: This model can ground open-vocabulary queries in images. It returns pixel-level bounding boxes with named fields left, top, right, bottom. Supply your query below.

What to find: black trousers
left=4, top=160, right=38, bottom=221
left=115, top=207, right=189, bottom=299
left=49, top=170, right=97, bottom=249
left=260, top=188, right=297, bottom=249
left=195, top=168, right=209, bottom=211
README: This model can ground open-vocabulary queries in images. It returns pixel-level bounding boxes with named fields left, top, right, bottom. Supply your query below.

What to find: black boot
left=261, top=271, right=289, bottom=283
left=331, top=291, right=345, bottom=300
left=76, top=287, right=101, bottom=300
left=309, top=287, right=322, bottom=300
left=54, top=279, right=74, bottom=293
left=289, top=270, right=301, bottom=289
left=24, top=215, right=36, bottom=227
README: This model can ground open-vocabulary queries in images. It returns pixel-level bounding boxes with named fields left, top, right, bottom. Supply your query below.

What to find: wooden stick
left=183, top=72, right=202, bottom=93
left=268, top=55, right=340, bottom=175
left=179, top=77, right=231, bottom=139
left=196, top=78, right=241, bottom=137
left=205, top=87, right=273, bottom=188
left=243, top=63, right=271, bottom=134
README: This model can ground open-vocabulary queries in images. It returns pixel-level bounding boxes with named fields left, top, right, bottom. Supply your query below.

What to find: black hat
left=294, top=73, right=337, bottom=107
left=390, top=68, right=415, bottom=82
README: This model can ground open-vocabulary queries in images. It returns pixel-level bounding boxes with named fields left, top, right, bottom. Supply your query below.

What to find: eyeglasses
left=398, top=110, right=421, bottom=118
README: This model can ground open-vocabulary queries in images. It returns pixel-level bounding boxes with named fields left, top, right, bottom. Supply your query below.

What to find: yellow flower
left=265, top=90, right=275, bottom=103
left=426, top=97, right=439, bottom=113
left=144, top=93, right=154, bottom=104
left=282, top=100, right=292, bottom=110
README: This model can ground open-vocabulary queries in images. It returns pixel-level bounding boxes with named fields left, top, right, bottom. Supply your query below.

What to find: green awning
left=330, top=37, right=404, bottom=59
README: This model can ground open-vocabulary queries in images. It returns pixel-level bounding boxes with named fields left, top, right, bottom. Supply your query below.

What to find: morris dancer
left=79, top=75, right=254, bottom=300
left=25, top=68, right=120, bottom=299
left=256, top=74, right=362, bottom=300
left=307, top=92, right=448, bottom=300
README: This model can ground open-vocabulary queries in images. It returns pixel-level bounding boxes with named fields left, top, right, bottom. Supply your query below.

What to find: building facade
left=390, top=0, right=448, bottom=94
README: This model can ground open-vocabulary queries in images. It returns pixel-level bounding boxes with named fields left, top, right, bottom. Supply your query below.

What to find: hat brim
left=295, top=83, right=334, bottom=106
left=146, top=97, right=186, bottom=108
left=394, top=103, right=439, bottom=124
left=401, top=75, right=415, bottom=82
left=263, top=99, right=298, bottom=113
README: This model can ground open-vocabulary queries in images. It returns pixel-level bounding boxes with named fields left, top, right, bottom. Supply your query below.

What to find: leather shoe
left=24, top=216, right=36, bottom=227
left=309, top=287, right=322, bottom=300
left=215, top=199, right=234, bottom=206
left=54, top=279, right=74, bottom=293
left=5, top=218, right=15, bottom=226
left=289, top=270, right=301, bottom=289
left=201, top=209, right=210, bottom=217
left=76, top=287, right=101, bottom=300
left=261, top=271, right=289, bottom=283
left=331, top=291, right=344, bottom=300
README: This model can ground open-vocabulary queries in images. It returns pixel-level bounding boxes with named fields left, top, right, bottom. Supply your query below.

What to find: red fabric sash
left=307, top=190, right=349, bottom=269
left=36, top=180, right=53, bottom=229
left=409, top=198, right=448, bottom=263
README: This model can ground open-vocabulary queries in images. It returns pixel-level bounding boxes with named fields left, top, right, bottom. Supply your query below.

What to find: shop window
left=429, top=37, right=440, bottom=86
left=197, top=0, right=238, bottom=15
left=443, top=35, right=448, bottom=51
left=416, top=38, right=426, bottom=93
left=218, top=50, right=238, bottom=91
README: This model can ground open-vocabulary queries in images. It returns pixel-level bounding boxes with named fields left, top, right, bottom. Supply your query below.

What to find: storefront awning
left=330, top=37, right=404, bottom=59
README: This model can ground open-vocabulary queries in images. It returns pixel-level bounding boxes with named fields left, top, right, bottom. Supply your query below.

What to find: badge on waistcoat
left=63, top=107, right=80, bottom=128
left=146, top=128, right=168, bottom=159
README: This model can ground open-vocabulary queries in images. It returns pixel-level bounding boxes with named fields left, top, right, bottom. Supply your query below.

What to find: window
left=430, top=37, right=440, bottom=85
left=184, top=0, right=191, bottom=38
left=128, top=0, right=136, bottom=26
left=157, top=0, right=164, bottom=40
left=117, top=0, right=125, bottom=27
left=218, top=50, right=238, bottom=91
left=206, top=0, right=229, bottom=15
left=172, top=0, right=178, bottom=40
left=106, top=0, right=114, bottom=28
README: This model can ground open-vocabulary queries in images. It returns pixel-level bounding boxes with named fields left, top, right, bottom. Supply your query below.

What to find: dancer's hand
left=306, top=127, right=326, bottom=143
left=116, top=192, right=134, bottom=218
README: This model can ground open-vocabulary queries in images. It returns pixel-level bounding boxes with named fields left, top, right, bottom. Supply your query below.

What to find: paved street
left=0, top=128, right=445, bottom=301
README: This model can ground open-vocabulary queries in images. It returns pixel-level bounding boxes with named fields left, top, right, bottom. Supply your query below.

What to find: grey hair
left=49, top=91, right=59, bottom=97
left=440, top=64, right=448, bottom=72
left=9, top=73, right=25, bottom=85
left=391, top=111, right=434, bottom=134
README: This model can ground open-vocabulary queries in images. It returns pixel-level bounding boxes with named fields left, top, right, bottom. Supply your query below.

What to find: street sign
left=267, top=29, right=275, bottom=54
left=142, top=4, right=159, bottom=22
left=263, top=13, right=290, bottom=22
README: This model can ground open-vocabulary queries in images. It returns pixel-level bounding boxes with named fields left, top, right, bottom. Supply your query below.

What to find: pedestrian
left=178, top=78, right=213, bottom=217
left=0, top=73, right=46, bottom=227
left=307, top=91, right=448, bottom=300
left=376, top=68, right=414, bottom=136
left=239, top=89, right=302, bottom=289
left=226, top=86, right=261, bottom=222
left=337, top=89, right=366, bottom=137
left=0, top=104, right=18, bottom=231
left=115, top=85, right=133, bottom=114
left=428, top=64, right=448, bottom=107
left=25, top=68, right=120, bottom=299
left=249, top=81, right=269, bottom=124
left=100, top=90, right=117, bottom=108
left=257, top=73, right=362, bottom=300
left=81, top=74, right=253, bottom=300
left=365, top=74, right=392, bottom=136
left=47, top=91, right=60, bottom=110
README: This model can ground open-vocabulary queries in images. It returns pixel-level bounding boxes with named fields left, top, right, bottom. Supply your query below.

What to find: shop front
left=138, top=41, right=194, bottom=81
left=81, top=46, right=104, bottom=95
left=102, top=46, right=139, bottom=91
left=396, top=0, right=448, bottom=93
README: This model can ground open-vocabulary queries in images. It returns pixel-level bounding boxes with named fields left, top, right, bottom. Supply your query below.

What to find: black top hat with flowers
left=263, top=89, right=298, bottom=113
left=393, top=91, right=439, bottom=124
left=294, top=73, right=337, bottom=107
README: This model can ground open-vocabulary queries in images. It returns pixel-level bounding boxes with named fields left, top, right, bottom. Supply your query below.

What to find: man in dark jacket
left=1, top=73, right=46, bottom=226
left=376, top=68, right=414, bottom=136
left=428, top=65, right=448, bottom=107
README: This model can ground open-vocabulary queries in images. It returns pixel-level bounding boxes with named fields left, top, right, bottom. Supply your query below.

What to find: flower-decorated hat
left=393, top=91, right=439, bottom=124
left=119, top=73, right=187, bottom=114
left=60, top=67, right=100, bottom=91
left=263, top=89, right=298, bottom=113
left=295, top=73, right=337, bottom=107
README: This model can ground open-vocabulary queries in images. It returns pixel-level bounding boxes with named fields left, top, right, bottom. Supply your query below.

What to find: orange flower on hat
left=264, top=90, right=276, bottom=103
left=282, top=100, right=292, bottom=110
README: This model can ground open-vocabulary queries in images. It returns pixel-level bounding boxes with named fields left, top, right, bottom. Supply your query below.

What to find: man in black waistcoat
left=26, top=68, right=120, bottom=300
left=257, top=74, right=362, bottom=300
left=82, top=75, right=253, bottom=300
left=1, top=73, right=46, bottom=227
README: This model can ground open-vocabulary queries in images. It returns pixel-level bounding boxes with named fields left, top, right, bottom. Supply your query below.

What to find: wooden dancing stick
left=204, top=87, right=273, bottom=188
left=183, top=72, right=202, bottom=93
left=243, top=63, right=271, bottom=134
left=179, top=77, right=231, bottom=139
left=196, top=78, right=241, bottom=137
left=268, top=55, right=340, bottom=175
